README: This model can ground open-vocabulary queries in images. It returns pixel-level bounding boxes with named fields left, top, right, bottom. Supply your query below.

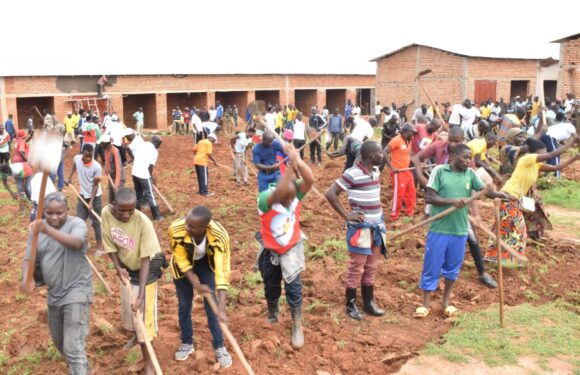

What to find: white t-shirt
left=352, top=106, right=361, bottom=117
left=202, top=121, right=218, bottom=136
left=351, top=118, right=374, bottom=142
left=31, top=172, right=56, bottom=203
left=449, top=104, right=463, bottom=125
left=132, top=142, right=158, bottom=179
left=383, top=112, right=398, bottom=124
left=265, top=113, right=276, bottom=129
left=547, top=123, right=576, bottom=142
left=293, top=120, right=306, bottom=140
left=193, top=236, right=208, bottom=260
left=209, top=110, right=217, bottom=122
left=459, top=107, right=481, bottom=129
left=375, top=105, right=383, bottom=115
left=105, top=122, right=124, bottom=147
left=412, top=108, right=433, bottom=122
left=191, top=114, right=202, bottom=132
left=128, top=135, right=144, bottom=157
left=234, top=132, right=250, bottom=153
left=0, top=133, right=9, bottom=153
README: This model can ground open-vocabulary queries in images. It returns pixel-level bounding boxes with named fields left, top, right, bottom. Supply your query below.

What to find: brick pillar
left=284, top=89, right=295, bottom=106
left=206, top=91, right=216, bottom=109
left=155, top=93, right=168, bottom=130
left=53, top=96, right=71, bottom=121
left=316, top=89, right=326, bottom=111
left=247, top=90, right=256, bottom=105
left=109, top=94, right=124, bottom=123
left=5, top=97, right=17, bottom=129
left=346, top=89, right=357, bottom=105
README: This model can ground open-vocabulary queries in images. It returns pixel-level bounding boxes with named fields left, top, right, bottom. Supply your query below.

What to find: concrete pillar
left=155, top=93, right=168, bottom=130
left=316, top=89, right=326, bottom=110
left=109, top=94, right=124, bottom=123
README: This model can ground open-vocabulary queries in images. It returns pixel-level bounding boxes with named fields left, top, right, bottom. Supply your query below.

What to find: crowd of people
left=3, top=91, right=579, bottom=374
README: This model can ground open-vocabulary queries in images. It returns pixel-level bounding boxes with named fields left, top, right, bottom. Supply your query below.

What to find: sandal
left=444, top=306, right=461, bottom=317
left=413, top=306, right=430, bottom=318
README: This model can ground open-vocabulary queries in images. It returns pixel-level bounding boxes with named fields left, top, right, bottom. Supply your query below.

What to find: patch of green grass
left=243, top=271, right=262, bottom=289
left=523, top=290, right=540, bottom=301
left=24, top=351, right=43, bottom=365
left=124, top=346, right=141, bottom=366
left=240, top=333, right=255, bottom=344
left=45, top=342, right=60, bottom=361
left=337, top=340, right=348, bottom=349
left=7, top=364, right=31, bottom=375
left=305, top=244, right=326, bottom=260
left=15, top=293, right=28, bottom=302
left=423, top=303, right=580, bottom=367
left=537, top=178, right=580, bottom=210
left=226, top=286, right=240, bottom=299
left=305, top=299, right=329, bottom=313
left=94, top=281, right=109, bottom=296
left=1, top=329, right=14, bottom=347
left=321, top=239, right=348, bottom=264
left=106, top=262, right=115, bottom=270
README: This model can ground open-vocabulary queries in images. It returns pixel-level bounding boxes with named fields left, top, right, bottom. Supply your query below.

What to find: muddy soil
left=0, top=134, right=578, bottom=374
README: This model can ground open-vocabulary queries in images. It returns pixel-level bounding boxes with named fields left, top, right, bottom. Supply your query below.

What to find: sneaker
left=175, top=343, right=195, bottom=361
left=215, top=346, right=232, bottom=368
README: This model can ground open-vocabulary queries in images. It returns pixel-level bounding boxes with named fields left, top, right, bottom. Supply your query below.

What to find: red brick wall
left=558, top=38, right=580, bottom=97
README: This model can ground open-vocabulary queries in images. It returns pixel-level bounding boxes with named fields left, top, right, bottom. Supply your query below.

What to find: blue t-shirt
left=252, top=140, right=283, bottom=168
left=216, top=105, right=224, bottom=118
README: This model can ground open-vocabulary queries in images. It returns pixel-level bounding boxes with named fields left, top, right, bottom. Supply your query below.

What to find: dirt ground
left=0, top=134, right=578, bottom=374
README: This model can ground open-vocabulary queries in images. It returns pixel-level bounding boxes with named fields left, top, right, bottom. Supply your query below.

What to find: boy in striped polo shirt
left=326, top=141, right=387, bottom=320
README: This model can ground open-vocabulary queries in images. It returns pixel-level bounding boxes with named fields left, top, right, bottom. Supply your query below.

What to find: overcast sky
left=1, top=0, right=578, bottom=76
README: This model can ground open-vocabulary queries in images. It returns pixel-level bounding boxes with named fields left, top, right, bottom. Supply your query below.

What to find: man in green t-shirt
left=102, top=187, right=163, bottom=375
left=414, top=144, right=508, bottom=319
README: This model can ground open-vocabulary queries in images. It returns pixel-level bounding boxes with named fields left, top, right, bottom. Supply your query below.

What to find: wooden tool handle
left=67, top=183, right=102, bottom=223
left=152, top=184, right=175, bottom=214
left=494, top=199, right=505, bottom=328
left=86, top=256, right=113, bottom=295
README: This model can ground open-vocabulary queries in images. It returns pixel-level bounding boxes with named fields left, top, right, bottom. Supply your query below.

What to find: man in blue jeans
left=168, top=206, right=232, bottom=368
left=252, top=131, right=283, bottom=192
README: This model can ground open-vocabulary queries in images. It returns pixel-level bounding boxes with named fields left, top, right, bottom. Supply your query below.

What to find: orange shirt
left=193, top=139, right=212, bottom=166
left=388, top=135, right=411, bottom=169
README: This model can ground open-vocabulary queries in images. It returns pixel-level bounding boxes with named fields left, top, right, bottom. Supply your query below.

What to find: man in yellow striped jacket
left=168, top=206, right=232, bottom=368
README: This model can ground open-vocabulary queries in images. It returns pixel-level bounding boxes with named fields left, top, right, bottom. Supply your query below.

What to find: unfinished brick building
left=553, top=33, right=580, bottom=97
left=372, top=44, right=560, bottom=117
left=0, top=74, right=374, bottom=130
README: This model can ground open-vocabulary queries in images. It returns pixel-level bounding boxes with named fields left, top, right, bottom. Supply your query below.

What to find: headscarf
left=504, top=127, right=526, bottom=145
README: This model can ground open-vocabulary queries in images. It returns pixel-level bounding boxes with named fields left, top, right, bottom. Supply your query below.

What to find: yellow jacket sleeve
left=209, top=221, right=231, bottom=291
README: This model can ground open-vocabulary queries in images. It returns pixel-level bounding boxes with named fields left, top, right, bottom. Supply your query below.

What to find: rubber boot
left=346, top=288, right=363, bottom=320
left=290, top=307, right=304, bottom=349
left=361, top=285, right=385, bottom=316
left=151, top=205, right=163, bottom=221
left=267, top=301, right=279, bottom=324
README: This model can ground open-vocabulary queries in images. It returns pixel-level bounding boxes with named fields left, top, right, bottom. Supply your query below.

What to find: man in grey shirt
left=66, top=143, right=103, bottom=253
left=23, top=192, right=92, bottom=374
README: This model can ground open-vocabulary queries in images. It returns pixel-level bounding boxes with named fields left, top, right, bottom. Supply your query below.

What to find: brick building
left=0, top=74, right=374, bottom=130
left=552, top=33, right=580, bottom=98
left=371, top=44, right=560, bottom=117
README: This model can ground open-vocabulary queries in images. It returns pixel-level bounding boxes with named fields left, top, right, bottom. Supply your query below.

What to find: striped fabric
left=335, top=162, right=383, bottom=223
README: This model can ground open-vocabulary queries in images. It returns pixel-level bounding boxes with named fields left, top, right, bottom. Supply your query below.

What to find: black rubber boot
left=290, top=307, right=304, bottom=349
left=361, top=285, right=385, bottom=316
left=346, top=288, right=363, bottom=320
left=151, top=205, right=163, bottom=221
left=267, top=301, right=279, bottom=324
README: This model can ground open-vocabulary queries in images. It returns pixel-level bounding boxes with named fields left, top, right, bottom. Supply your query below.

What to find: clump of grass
left=537, top=178, right=580, bottom=210
left=305, top=299, right=329, bottom=313
left=243, top=271, right=262, bottom=289
left=423, top=303, right=580, bottom=367
left=45, top=342, right=60, bottom=361
left=124, top=346, right=141, bottom=366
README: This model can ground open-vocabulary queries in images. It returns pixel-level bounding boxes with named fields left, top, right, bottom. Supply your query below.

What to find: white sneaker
left=175, top=343, right=194, bottom=361
left=215, top=346, right=232, bottom=368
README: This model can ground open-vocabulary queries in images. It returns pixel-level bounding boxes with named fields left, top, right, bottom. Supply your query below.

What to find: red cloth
left=389, top=170, right=416, bottom=220
left=12, top=139, right=29, bottom=162
left=411, top=123, right=438, bottom=155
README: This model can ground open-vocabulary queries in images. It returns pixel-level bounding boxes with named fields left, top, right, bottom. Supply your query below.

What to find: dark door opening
left=255, top=90, right=280, bottom=108
left=510, top=81, right=529, bottom=101
left=294, top=89, right=317, bottom=114
left=326, top=89, right=346, bottom=113
left=16, top=96, right=55, bottom=130
left=356, top=89, right=371, bottom=115
left=543, top=80, right=557, bottom=103
left=122, top=94, right=156, bottom=129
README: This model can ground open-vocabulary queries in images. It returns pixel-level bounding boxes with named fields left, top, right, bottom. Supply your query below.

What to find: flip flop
left=413, top=306, right=430, bottom=318
left=444, top=306, right=461, bottom=317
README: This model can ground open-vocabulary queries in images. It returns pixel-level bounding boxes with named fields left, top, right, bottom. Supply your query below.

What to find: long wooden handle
left=21, top=171, right=50, bottom=293
left=391, top=188, right=489, bottom=240
left=122, top=278, right=163, bottom=375
left=152, top=184, right=175, bottom=214
left=67, top=184, right=102, bottom=223
left=86, top=256, right=113, bottom=295
left=282, top=129, right=327, bottom=163
left=468, top=215, right=527, bottom=262
left=190, top=277, right=255, bottom=375
left=417, top=80, right=444, bottom=122
left=398, top=163, right=436, bottom=172
left=494, top=199, right=505, bottom=328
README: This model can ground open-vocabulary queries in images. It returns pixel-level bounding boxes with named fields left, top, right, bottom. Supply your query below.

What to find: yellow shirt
left=101, top=205, right=161, bottom=271
left=480, top=105, right=492, bottom=119
left=501, top=154, right=543, bottom=199
left=467, top=138, right=487, bottom=161
left=531, top=101, right=541, bottom=118
left=275, top=112, right=284, bottom=129
left=287, top=109, right=296, bottom=122
left=193, top=139, right=212, bottom=166
left=64, top=116, right=77, bottom=133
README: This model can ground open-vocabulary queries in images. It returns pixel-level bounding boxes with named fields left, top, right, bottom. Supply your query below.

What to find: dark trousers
left=132, top=176, right=157, bottom=209
left=258, top=249, right=302, bottom=309
left=309, top=140, right=322, bottom=163
left=293, top=139, right=305, bottom=159
left=115, top=145, right=127, bottom=165
left=326, top=132, right=341, bottom=151
left=194, top=164, right=209, bottom=195
left=174, top=256, right=224, bottom=349
left=467, top=223, right=486, bottom=275
left=77, top=195, right=102, bottom=241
